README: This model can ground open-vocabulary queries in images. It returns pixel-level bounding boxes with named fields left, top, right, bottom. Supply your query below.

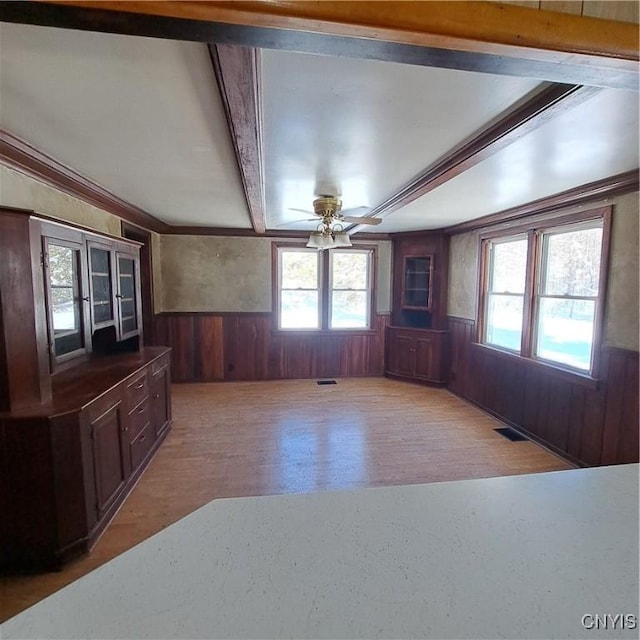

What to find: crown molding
left=164, top=225, right=390, bottom=240
left=0, top=130, right=170, bottom=233
left=347, top=83, right=602, bottom=234
left=443, top=169, right=639, bottom=235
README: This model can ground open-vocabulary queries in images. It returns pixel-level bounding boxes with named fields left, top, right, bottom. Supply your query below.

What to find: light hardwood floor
left=1, top=378, right=573, bottom=622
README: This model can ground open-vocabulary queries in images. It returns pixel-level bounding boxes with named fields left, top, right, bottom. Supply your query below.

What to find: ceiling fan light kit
left=303, top=195, right=378, bottom=249
left=306, top=228, right=352, bottom=250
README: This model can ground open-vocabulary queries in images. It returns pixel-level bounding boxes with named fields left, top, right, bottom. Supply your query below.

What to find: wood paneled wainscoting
left=448, top=316, right=639, bottom=467
left=153, top=312, right=389, bottom=382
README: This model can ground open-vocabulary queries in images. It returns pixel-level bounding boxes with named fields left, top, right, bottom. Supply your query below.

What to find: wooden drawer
left=85, top=387, right=122, bottom=424
left=129, top=422, right=153, bottom=470
left=150, top=354, right=170, bottom=377
left=125, top=370, right=148, bottom=411
left=127, top=397, right=150, bottom=442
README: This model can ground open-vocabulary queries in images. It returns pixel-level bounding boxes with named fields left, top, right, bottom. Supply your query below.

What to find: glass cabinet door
left=43, top=238, right=88, bottom=366
left=116, top=253, right=139, bottom=339
left=89, top=244, right=115, bottom=328
left=402, top=256, right=432, bottom=309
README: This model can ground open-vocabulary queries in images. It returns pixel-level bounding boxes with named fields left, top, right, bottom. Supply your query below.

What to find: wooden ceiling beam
left=347, top=83, right=602, bottom=234
left=209, top=44, right=266, bottom=234
left=1, top=1, right=635, bottom=89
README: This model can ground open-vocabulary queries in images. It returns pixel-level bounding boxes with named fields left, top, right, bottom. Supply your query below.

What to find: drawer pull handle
left=153, top=393, right=160, bottom=399
left=139, top=435, right=146, bottom=442
left=136, top=406, right=145, bottom=414
left=134, top=383, right=144, bottom=389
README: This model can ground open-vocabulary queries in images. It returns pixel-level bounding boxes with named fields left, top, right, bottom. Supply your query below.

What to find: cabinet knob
left=153, top=393, right=160, bottom=399
left=82, top=296, right=90, bottom=302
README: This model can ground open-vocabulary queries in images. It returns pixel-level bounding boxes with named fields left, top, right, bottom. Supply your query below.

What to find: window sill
left=472, top=342, right=602, bottom=389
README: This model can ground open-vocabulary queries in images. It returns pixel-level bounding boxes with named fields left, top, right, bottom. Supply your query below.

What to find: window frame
left=477, top=206, right=612, bottom=380
left=272, top=242, right=377, bottom=334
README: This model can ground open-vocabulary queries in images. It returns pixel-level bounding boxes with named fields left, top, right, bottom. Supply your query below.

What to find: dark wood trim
left=208, top=44, right=266, bottom=234
left=446, top=316, right=474, bottom=326
left=163, top=225, right=391, bottom=240
left=592, top=206, right=613, bottom=379
left=10, top=1, right=638, bottom=89
left=521, top=230, right=537, bottom=358
left=271, top=241, right=378, bottom=333
left=155, top=311, right=272, bottom=318
left=121, top=222, right=154, bottom=345
left=0, top=130, right=169, bottom=234
left=474, top=205, right=612, bottom=381
left=349, top=84, right=602, bottom=234
left=445, top=169, right=639, bottom=235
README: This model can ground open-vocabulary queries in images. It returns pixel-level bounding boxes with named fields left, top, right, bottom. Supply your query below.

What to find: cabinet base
left=385, top=371, right=448, bottom=387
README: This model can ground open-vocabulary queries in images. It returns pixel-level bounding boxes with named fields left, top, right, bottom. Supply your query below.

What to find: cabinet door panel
left=88, top=243, right=116, bottom=331
left=414, top=337, right=435, bottom=380
left=401, top=255, right=433, bottom=309
left=116, top=251, right=141, bottom=341
left=91, top=402, right=127, bottom=517
left=388, top=335, right=415, bottom=377
left=150, top=367, right=171, bottom=437
left=42, top=236, right=90, bottom=369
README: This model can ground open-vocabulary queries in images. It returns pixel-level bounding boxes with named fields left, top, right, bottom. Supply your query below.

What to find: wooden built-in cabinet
left=0, top=348, right=172, bottom=570
left=386, top=327, right=448, bottom=384
left=0, top=208, right=171, bottom=570
left=386, top=233, right=449, bottom=384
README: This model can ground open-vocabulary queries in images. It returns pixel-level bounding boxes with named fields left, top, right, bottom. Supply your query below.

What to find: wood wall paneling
left=447, top=316, right=639, bottom=466
left=154, top=313, right=389, bottom=383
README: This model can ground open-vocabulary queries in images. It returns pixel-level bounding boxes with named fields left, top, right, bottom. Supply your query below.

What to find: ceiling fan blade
left=274, top=218, right=318, bottom=227
left=340, top=206, right=371, bottom=217
left=289, top=207, right=316, bottom=215
left=342, top=216, right=382, bottom=225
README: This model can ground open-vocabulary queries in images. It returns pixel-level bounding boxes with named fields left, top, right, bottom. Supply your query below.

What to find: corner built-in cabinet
left=402, top=255, right=433, bottom=309
left=386, top=233, right=449, bottom=384
left=0, top=208, right=170, bottom=570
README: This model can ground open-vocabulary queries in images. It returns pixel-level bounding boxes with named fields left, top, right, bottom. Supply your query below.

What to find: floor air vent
left=316, top=380, right=337, bottom=385
left=494, top=427, right=528, bottom=442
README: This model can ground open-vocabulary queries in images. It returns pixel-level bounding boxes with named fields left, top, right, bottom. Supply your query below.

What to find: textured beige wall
left=0, top=165, right=122, bottom=236
left=160, top=235, right=272, bottom=312
left=158, top=235, right=392, bottom=314
left=447, top=192, right=640, bottom=351
left=447, top=232, right=479, bottom=320
left=604, top=192, right=639, bottom=350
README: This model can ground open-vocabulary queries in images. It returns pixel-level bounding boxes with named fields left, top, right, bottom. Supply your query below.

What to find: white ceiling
left=0, top=23, right=251, bottom=228
left=0, top=21, right=638, bottom=233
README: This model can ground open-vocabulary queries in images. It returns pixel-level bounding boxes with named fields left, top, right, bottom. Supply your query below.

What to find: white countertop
left=2, top=464, right=639, bottom=639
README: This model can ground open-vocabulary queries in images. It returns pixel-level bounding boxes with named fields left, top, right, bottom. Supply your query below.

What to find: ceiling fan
left=289, top=195, right=381, bottom=250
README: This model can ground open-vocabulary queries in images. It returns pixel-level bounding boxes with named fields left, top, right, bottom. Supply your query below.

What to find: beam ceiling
left=2, top=1, right=636, bottom=89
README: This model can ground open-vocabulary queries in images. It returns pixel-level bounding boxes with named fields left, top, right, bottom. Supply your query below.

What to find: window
left=484, top=237, right=527, bottom=352
left=479, top=209, right=610, bottom=376
left=275, top=245, right=374, bottom=331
